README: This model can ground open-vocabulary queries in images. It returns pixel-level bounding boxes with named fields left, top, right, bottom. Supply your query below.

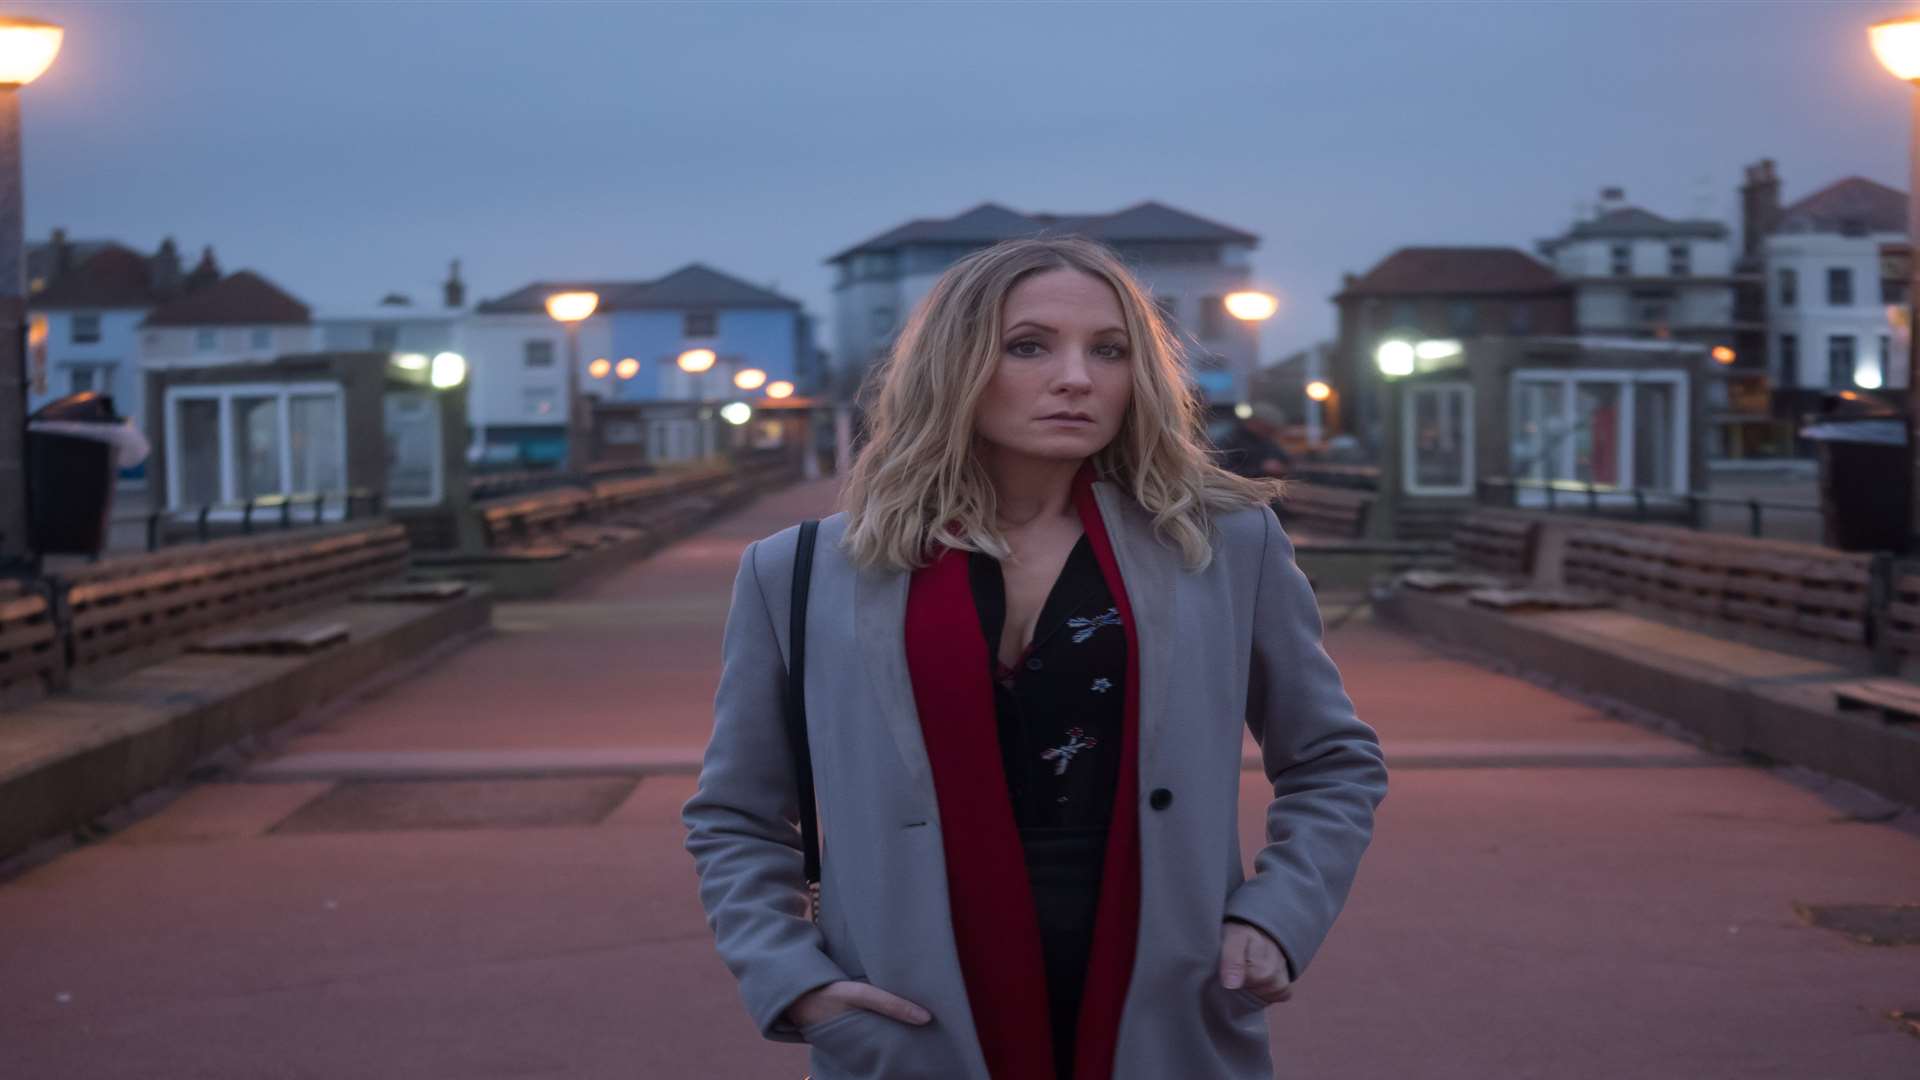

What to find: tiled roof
left=142, top=271, right=311, bottom=326
left=827, top=200, right=1259, bottom=262
left=1336, top=247, right=1567, bottom=299
left=1546, top=206, right=1727, bottom=247
left=1775, top=177, right=1907, bottom=235
left=474, top=263, right=802, bottom=315
left=31, top=245, right=159, bottom=308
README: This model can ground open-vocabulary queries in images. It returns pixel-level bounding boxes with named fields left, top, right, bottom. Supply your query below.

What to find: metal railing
left=136, top=489, right=384, bottom=551
left=1477, top=476, right=1821, bottom=540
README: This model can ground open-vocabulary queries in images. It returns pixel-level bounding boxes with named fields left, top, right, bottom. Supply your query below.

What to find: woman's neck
left=980, top=448, right=1083, bottom=529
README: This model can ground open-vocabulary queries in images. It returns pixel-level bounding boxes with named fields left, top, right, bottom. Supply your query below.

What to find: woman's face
left=974, top=268, right=1134, bottom=468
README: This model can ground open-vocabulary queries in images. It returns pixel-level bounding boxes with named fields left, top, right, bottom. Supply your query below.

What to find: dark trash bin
left=1800, top=393, right=1910, bottom=553
left=25, top=392, right=150, bottom=557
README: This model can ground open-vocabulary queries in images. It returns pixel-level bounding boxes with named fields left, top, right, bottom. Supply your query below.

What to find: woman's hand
left=1219, top=919, right=1294, bottom=1004
left=786, top=980, right=933, bottom=1030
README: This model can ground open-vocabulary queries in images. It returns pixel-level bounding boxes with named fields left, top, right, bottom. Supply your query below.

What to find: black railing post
left=1686, top=493, right=1702, bottom=529
left=146, top=512, right=161, bottom=552
left=1869, top=552, right=1898, bottom=675
left=1748, top=499, right=1763, bottom=538
left=314, top=493, right=325, bottom=525
left=1585, top=482, right=1599, bottom=515
left=197, top=505, right=211, bottom=542
left=279, top=497, right=293, bottom=530
left=1546, top=483, right=1558, bottom=512
left=1633, top=489, right=1647, bottom=521
left=241, top=499, right=256, bottom=535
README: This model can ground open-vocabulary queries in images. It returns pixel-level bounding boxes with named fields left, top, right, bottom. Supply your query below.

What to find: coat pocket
left=803, top=1009, right=944, bottom=1080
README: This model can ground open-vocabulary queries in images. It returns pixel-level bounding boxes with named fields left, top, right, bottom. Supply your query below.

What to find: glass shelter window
left=1508, top=369, right=1688, bottom=506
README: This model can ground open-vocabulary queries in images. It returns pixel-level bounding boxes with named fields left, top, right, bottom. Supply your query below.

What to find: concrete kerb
left=1373, top=587, right=1920, bottom=810
left=0, top=588, right=493, bottom=869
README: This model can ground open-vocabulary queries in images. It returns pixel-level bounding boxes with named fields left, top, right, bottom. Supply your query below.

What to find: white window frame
left=70, top=312, right=102, bottom=344
left=1401, top=381, right=1475, bottom=497
left=382, top=390, right=443, bottom=508
left=163, top=381, right=347, bottom=510
left=1508, top=368, right=1689, bottom=507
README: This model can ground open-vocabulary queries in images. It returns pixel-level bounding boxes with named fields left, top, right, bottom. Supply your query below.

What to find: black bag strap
left=784, top=520, right=822, bottom=909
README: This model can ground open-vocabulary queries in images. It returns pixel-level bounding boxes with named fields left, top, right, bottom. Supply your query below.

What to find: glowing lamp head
left=588, top=358, right=612, bottom=379
left=1856, top=362, right=1886, bottom=390
left=766, top=380, right=795, bottom=399
left=616, top=357, right=640, bottom=380
left=733, top=367, right=768, bottom=391
left=719, top=401, right=754, bottom=426
left=0, top=18, right=62, bottom=87
left=1711, top=345, right=1737, bottom=365
left=1872, top=16, right=1920, bottom=82
left=429, top=351, right=467, bottom=389
left=1306, top=380, right=1332, bottom=403
left=394, top=352, right=429, bottom=372
left=544, top=291, right=599, bottom=323
left=1224, top=291, right=1280, bottom=323
left=677, top=348, right=717, bottom=374
left=1374, top=340, right=1416, bottom=377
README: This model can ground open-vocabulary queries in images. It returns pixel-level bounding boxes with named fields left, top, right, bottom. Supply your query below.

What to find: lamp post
left=1872, top=15, right=1920, bottom=546
left=1224, top=290, right=1279, bottom=412
left=678, top=347, right=717, bottom=459
left=545, top=290, right=598, bottom=473
left=0, top=17, right=62, bottom=560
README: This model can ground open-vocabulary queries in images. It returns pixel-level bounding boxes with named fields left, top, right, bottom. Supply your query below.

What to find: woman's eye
left=1095, top=343, right=1130, bottom=360
left=1006, top=339, right=1044, bottom=357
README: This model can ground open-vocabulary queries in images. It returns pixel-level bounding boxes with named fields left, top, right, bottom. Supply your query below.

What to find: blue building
left=467, top=264, right=820, bottom=465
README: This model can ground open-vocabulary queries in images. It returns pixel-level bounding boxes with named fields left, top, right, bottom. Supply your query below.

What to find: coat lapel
left=1090, top=479, right=1177, bottom=770
left=852, top=563, right=935, bottom=790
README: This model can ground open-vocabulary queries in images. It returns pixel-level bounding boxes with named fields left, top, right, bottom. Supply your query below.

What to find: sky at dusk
left=17, top=0, right=1920, bottom=363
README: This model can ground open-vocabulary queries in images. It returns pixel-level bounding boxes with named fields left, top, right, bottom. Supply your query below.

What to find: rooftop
left=474, top=263, right=801, bottom=315
left=142, top=271, right=311, bottom=327
left=1775, top=176, right=1907, bottom=236
left=828, top=199, right=1259, bottom=262
left=1337, top=247, right=1567, bottom=299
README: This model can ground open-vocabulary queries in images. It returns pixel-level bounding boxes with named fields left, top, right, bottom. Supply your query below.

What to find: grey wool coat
left=682, top=481, right=1388, bottom=1080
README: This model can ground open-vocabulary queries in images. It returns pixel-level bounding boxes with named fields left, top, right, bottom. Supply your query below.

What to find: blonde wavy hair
left=840, top=236, right=1282, bottom=572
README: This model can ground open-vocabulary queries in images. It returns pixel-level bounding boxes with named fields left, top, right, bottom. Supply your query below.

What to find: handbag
left=784, top=519, right=822, bottom=920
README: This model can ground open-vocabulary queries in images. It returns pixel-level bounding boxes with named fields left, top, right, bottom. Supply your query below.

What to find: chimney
left=444, top=258, right=465, bottom=309
left=378, top=292, right=413, bottom=307
left=1597, top=187, right=1627, bottom=215
left=152, top=237, right=182, bottom=296
left=185, top=245, right=220, bottom=293
left=1740, top=158, right=1782, bottom=260
left=50, top=227, right=70, bottom=277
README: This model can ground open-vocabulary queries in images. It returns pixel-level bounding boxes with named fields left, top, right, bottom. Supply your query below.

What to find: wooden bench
left=0, top=579, right=60, bottom=702
left=1451, top=511, right=1541, bottom=579
left=1277, top=482, right=1375, bottom=540
left=61, top=522, right=410, bottom=676
left=1561, top=522, right=1874, bottom=649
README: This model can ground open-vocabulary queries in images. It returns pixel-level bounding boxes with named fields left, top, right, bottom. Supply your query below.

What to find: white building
left=1761, top=177, right=1908, bottom=394
left=1537, top=188, right=1743, bottom=348
left=825, top=201, right=1262, bottom=405
left=316, top=260, right=469, bottom=357
left=138, top=270, right=315, bottom=370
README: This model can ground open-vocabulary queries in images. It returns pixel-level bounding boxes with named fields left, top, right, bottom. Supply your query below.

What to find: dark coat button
left=1025, top=657, right=1044, bottom=671
left=1149, top=788, right=1173, bottom=810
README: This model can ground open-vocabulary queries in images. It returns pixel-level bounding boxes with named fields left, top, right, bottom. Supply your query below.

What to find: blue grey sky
left=17, top=0, right=1920, bottom=360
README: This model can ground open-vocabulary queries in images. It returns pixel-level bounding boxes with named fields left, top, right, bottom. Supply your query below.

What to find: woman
left=683, top=237, right=1387, bottom=1080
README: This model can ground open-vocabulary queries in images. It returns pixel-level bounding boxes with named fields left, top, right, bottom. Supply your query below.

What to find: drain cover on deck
left=271, top=777, right=638, bottom=834
left=1793, top=903, right=1920, bottom=946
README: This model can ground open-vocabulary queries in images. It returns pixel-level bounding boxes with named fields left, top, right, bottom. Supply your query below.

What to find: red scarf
left=903, top=464, right=1141, bottom=1080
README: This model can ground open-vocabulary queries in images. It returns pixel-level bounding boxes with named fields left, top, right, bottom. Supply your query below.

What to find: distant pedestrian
left=1216, top=402, right=1293, bottom=479
left=684, top=237, right=1387, bottom=1080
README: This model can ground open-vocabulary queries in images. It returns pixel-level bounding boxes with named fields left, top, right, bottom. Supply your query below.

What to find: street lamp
left=545, top=290, right=598, bottom=472
left=1224, top=289, right=1278, bottom=411
left=734, top=367, right=767, bottom=391
left=1871, top=13, right=1920, bottom=546
left=588, top=357, right=611, bottom=380
left=0, top=17, right=61, bottom=559
left=766, top=380, right=795, bottom=400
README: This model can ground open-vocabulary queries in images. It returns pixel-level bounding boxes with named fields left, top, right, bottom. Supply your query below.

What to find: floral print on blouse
left=967, top=534, right=1125, bottom=830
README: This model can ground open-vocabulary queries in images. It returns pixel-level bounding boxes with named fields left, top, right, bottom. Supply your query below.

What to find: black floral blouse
left=967, top=533, right=1126, bottom=828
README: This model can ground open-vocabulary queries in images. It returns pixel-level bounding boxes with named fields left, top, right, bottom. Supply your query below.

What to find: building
left=467, top=263, right=818, bottom=466
left=1760, top=174, right=1908, bottom=409
left=138, top=266, right=315, bottom=369
left=1331, top=246, right=1575, bottom=454
left=316, top=260, right=469, bottom=357
left=1536, top=188, right=1762, bottom=457
left=26, top=233, right=220, bottom=481
left=1379, top=336, right=1710, bottom=539
left=826, top=201, right=1262, bottom=405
